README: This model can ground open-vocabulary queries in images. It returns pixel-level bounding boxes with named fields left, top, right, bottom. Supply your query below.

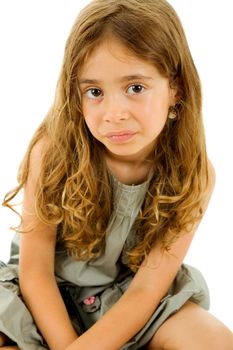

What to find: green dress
left=0, top=172, right=210, bottom=349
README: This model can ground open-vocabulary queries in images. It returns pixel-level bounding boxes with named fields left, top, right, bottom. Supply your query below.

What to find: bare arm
left=18, top=139, right=78, bottom=350
left=65, top=160, right=216, bottom=350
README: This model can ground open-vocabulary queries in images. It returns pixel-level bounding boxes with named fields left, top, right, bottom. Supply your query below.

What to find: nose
left=102, top=95, right=130, bottom=123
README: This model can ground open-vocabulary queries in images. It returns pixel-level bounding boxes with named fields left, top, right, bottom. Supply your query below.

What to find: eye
left=127, top=84, right=145, bottom=95
left=85, top=88, right=103, bottom=99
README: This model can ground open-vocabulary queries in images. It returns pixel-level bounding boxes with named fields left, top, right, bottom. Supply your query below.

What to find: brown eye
left=86, top=88, right=102, bottom=99
left=127, top=84, right=145, bottom=94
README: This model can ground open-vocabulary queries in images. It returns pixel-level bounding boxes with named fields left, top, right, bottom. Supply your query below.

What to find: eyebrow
left=79, top=74, right=154, bottom=85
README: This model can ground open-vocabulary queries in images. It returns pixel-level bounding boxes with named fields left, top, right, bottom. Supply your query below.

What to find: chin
left=106, top=146, right=150, bottom=160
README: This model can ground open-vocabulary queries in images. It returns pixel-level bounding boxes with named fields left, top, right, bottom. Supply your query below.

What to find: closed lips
left=105, top=131, right=137, bottom=137
left=104, top=131, right=138, bottom=143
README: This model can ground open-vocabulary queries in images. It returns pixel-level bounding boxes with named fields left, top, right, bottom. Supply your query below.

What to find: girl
left=0, top=0, right=232, bottom=349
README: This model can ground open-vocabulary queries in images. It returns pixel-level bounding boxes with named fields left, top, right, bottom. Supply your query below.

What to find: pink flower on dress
left=83, top=296, right=96, bottom=305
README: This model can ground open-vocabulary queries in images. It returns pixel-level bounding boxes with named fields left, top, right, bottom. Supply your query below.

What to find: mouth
left=105, top=130, right=137, bottom=143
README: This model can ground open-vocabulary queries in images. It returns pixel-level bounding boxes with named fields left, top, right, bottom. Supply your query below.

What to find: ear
left=169, top=76, right=182, bottom=105
left=169, top=86, right=178, bottom=106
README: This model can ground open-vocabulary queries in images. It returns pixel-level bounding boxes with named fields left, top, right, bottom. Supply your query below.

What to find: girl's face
left=79, top=38, right=176, bottom=163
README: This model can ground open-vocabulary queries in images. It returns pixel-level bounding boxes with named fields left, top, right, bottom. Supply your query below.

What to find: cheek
left=84, top=114, right=101, bottom=140
left=143, top=99, right=168, bottom=125
left=81, top=102, right=89, bottom=122
left=84, top=117, right=95, bottom=133
left=143, top=90, right=170, bottom=115
left=82, top=104, right=94, bottom=130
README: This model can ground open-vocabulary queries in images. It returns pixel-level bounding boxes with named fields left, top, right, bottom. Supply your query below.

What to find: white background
left=0, top=1, right=232, bottom=330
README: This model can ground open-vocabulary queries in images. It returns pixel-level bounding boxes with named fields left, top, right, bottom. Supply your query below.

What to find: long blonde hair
left=3, top=0, right=208, bottom=270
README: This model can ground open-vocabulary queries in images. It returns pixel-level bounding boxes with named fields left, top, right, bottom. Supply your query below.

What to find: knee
left=212, top=324, right=233, bottom=350
left=147, top=301, right=233, bottom=350
left=148, top=325, right=233, bottom=350
left=181, top=320, right=233, bottom=350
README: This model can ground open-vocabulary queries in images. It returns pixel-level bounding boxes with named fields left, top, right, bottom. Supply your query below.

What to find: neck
left=106, top=154, right=154, bottom=185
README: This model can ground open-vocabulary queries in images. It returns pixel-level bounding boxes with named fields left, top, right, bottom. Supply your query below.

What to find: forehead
left=79, top=38, right=159, bottom=79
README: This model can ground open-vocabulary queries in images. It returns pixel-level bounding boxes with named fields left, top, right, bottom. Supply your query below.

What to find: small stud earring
left=168, top=105, right=178, bottom=120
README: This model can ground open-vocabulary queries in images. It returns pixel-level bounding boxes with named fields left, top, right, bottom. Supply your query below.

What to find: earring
left=168, top=105, right=178, bottom=120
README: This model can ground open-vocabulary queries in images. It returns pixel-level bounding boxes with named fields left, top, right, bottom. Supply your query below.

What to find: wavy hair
left=3, top=0, right=208, bottom=271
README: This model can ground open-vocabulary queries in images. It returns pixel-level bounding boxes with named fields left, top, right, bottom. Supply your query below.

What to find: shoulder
left=25, top=136, right=50, bottom=187
left=201, top=158, right=215, bottom=211
left=207, top=158, right=216, bottom=188
left=206, top=158, right=216, bottom=193
left=29, top=136, right=50, bottom=164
